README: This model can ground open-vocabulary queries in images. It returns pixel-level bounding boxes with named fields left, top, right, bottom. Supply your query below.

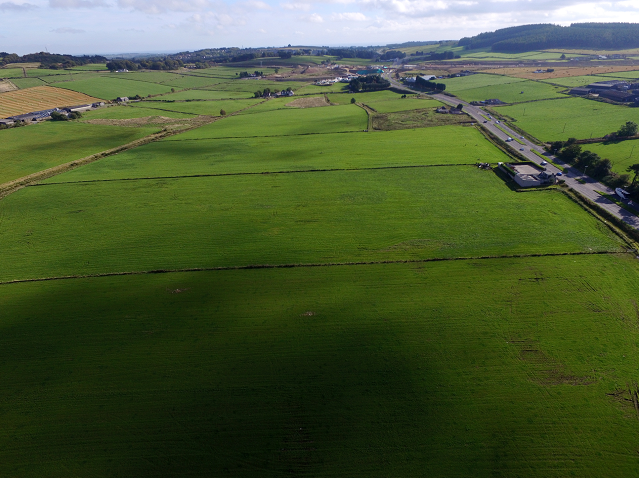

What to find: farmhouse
left=116, top=97, right=129, bottom=102
left=499, top=162, right=557, bottom=188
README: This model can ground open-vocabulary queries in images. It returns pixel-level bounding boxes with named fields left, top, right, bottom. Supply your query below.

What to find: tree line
left=549, top=122, right=639, bottom=193
left=0, top=51, right=107, bottom=68
left=106, top=58, right=184, bottom=71
left=459, top=23, right=639, bottom=53
left=349, top=75, right=390, bottom=92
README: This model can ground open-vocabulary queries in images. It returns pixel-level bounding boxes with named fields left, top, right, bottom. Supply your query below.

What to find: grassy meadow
left=495, top=97, right=639, bottom=141
left=451, top=79, right=567, bottom=104
left=581, top=139, right=639, bottom=175
left=0, top=121, right=158, bottom=184
left=2, top=64, right=639, bottom=477
left=43, top=126, right=510, bottom=181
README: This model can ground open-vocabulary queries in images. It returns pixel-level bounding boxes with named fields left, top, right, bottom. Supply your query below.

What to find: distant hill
left=459, top=23, right=639, bottom=53
left=0, top=51, right=107, bottom=67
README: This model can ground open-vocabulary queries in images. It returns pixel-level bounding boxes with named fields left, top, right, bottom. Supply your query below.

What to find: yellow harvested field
left=0, top=86, right=100, bottom=118
left=0, top=80, right=18, bottom=93
left=478, top=65, right=639, bottom=80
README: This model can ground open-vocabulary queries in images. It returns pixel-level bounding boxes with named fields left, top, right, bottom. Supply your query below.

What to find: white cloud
left=50, top=0, right=108, bottom=7
left=331, top=11, right=368, bottom=20
left=118, top=27, right=145, bottom=32
left=51, top=27, right=86, bottom=33
left=299, top=12, right=323, bottom=22
left=280, top=1, right=310, bottom=10
left=118, top=0, right=210, bottom=13
left=0, top=1, right=37, bottom=10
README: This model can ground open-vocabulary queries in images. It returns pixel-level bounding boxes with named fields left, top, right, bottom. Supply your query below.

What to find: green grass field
left=55, top=76, right=174, bottom=99
left=10, top=77, right=47, bottom=89
left=3, top=67, right=639, bottom=477
left=439, top=74, right=527, bottom=92
left=144, top=88, right=251, bottom=100
left=1, top=166, right=623, bottom=281
left=175, top=104, right=368, bottom=138
left=44, top=126, right=509, bottom=181
left=0, top=122, right=158, bottom=184
left=81, top=105, right=196, bottom=120
left=496, top=97, right=639, bottom=141
left=0, top=67, right=27, bottom=78
left=2, top=255, right=639, bottom=476
left=138, top=98, right=263, bottom=116
left=451, top=80, right=567, bottom=104
left=581, top=139, right=639, bottom=176
left=540, top=75, right=622, bottom=87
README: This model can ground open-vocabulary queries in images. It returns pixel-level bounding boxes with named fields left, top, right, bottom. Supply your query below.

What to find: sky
left=1, top=0, right=638, bottom=55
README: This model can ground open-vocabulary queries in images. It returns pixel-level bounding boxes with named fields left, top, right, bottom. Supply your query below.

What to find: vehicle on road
left=557, top=172, right=563, bottom=176
left=616, top=188, right=630, bottom=200
left=483, top=120, right=488, bottom=123
left=520, top=136, right=525, bottom=139
left=540, top=160, right=548, bottom=166
left=506, top=137, right=513, bottom=142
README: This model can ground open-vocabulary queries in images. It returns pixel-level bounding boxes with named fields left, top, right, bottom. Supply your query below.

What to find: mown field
left=495, top=97, right=639, bottom=141
left=2, top=66, right=639, bottom=477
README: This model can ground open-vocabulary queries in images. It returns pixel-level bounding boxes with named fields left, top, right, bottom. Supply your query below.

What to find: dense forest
left=459, top=23, right=639, bottom=52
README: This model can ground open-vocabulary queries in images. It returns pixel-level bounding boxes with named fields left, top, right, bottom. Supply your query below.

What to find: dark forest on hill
left=459, top=23, right=639, bottom=52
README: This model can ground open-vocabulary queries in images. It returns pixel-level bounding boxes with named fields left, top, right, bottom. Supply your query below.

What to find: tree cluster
left=239, top=71, right=264, bottom=78
left=106, top=58, right=183, bottom=71
left=349, top=75, right=390, bottom=92
left=379, top=50, right=406, bottom=60
left=459, top=23, right=639, bottom=53
left=415, top=76, right=446, bottom=91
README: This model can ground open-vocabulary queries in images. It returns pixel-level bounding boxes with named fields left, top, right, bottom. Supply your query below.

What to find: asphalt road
left=384, top=74, right=639, bottom=231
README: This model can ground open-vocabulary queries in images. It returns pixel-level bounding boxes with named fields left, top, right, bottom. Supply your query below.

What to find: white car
left=540, top=160, right=548, bottom=166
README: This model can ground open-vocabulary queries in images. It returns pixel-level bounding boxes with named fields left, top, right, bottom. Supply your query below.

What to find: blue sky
left=1, top=0, right=637, bottom=55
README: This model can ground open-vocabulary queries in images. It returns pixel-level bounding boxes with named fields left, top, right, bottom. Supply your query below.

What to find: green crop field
left=160, top=74, right=230, bottom=89
left=0, top=121, right=158, bottom=184
left=581, top=139, right=639, bottom=176
left=55, top=76, right=173, bottom=99
left=175, top=104, right=368, bottom=138
left=296, top=82, right=349, bottom=94
left=496, top=97, right=639, bottom=141
left=451, top=80, right=567, bottom=104
left=44, top=126, right=509, bottom=181
left=3, top=66, right=639, bottom=477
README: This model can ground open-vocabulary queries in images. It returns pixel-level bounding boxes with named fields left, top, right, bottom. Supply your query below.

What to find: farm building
left=499, top=162, right=557, bottom=188
left=596, top=90, right=639, bottom=102
left=569, top=87, right=593, bottom=96
left=64, top=104, right=93, bottom=113
left=356, top=69, right=383, bottom=75
left=116, top=97, right=129, bottom=102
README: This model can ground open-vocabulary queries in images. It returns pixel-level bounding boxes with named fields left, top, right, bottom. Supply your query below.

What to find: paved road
left=384, top=73, right=639, bottom=232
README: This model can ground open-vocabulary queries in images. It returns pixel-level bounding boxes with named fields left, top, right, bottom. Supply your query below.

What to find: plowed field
left=0, top=85, right=100, bottom=118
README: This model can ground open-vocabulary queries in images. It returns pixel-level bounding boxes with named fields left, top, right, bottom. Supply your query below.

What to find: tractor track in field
left=32, top=163, right=480, bottom=186
left=0, top=250, right=627, bottom=286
